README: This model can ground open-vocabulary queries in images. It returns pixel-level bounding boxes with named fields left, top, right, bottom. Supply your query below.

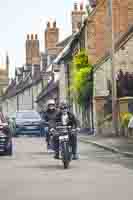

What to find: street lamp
left=108, top=0, right=118, bottom=135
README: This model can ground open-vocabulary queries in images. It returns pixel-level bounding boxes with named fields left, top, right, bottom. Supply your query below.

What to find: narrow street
left=0, top=137, right=133, bottom=200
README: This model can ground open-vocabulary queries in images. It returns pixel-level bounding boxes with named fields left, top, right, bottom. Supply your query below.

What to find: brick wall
left=128, top=0, right=133, bottom=26
left=87, top=0, right=130, bottom=64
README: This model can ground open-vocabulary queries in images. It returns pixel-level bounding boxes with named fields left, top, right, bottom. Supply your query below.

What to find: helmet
left=60, top=102, right=69, bottom=111
left=47, top=99, right=56, bottom=111
left=47, top=99, right=55, bottom=106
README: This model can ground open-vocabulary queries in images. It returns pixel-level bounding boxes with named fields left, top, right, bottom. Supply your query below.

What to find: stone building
left=0, top=53, right=9, bottom=97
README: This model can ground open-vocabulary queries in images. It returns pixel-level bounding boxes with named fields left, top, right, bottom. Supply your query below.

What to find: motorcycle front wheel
left=62, top=141, right=71, bottom=169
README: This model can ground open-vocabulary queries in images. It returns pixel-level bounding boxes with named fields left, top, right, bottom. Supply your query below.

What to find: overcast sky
left=0, top=0, right=87, bottom=77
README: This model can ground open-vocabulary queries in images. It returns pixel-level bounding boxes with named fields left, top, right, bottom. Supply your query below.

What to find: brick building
left=87, top=0, right=133, bottom=64
left=0, top=54, right=9, bottom=98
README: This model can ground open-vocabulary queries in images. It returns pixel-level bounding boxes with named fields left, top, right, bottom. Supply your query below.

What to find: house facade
left=93, top=25, right=133, bottom=135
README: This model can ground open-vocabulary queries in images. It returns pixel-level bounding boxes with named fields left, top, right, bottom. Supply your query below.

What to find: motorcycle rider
left=41, top=99, right=58, bottom=151
left=54, top=102, right=79, bottom=160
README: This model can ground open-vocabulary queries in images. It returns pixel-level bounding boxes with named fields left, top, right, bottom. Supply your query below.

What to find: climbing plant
left=70, top=49, right=93, bottom=109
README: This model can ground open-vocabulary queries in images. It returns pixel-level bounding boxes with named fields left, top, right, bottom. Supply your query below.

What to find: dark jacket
left=41, top=109, right=59, bottom=128
left=55, top=111, right=78, bottom=128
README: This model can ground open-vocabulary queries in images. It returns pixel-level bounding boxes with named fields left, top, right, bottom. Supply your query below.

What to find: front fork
left=60, top=139, right=72, bottom=161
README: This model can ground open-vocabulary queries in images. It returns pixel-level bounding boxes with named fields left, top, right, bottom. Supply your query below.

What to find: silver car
left=14, top=111, right=43, bottom=137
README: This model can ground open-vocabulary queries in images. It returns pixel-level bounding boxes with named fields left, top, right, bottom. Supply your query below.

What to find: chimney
left=71, top=2, right=85, bottom=33
left=71, top=2, right=86, bottom=33
left=45, top=20, right=59, bottom=53
left=26, top=33, right=40, bottom=68
left=5, top=52, right=9, bottom=77
left=30, top=34, right=40, bottom=78
left=31, top=33, right=40, bottom=65
left=26, top=34, right=32, bottom=66
left=89, top=0, right=96, bottom=8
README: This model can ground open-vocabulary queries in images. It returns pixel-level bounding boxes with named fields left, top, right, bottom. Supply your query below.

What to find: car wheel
left=6, top=144, right=13, bottom=156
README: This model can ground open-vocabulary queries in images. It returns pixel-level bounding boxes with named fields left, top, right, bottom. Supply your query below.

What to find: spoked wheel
left=62, top=142, right=71, bottom=169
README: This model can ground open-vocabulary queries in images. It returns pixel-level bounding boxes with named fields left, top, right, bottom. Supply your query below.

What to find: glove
left=50, top=128, right=55, bottom=132
left=76, top=128, right=80, bottom=132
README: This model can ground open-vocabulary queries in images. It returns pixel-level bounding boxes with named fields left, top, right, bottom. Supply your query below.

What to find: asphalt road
left=0, top=137, right=133, bottom=200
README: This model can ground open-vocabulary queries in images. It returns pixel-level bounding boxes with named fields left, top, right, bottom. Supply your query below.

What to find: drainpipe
left=32, top=87, right=34, bottom=110
left=17, top=95, right=19, bottom=111
left=90, top=69, right=94, bottom=133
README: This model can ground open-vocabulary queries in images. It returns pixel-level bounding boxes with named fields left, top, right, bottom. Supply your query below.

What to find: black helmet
left=60, top=102, right=69, bottom=110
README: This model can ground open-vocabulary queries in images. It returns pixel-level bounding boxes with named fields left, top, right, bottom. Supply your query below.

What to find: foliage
left=120, top=112, right=133, bottom=128
left=70, top=49, right=93, bottom=109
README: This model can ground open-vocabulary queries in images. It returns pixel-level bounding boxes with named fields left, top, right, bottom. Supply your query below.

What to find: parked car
left=0, top=112, right=12, bottom=155
left=14, top=110, right=43, bottom=137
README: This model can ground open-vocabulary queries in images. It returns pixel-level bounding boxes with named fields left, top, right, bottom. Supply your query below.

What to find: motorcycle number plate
left=59, top=135, right=69, bottom=140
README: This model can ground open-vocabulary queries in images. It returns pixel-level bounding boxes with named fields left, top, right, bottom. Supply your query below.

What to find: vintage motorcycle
left=50, top=124, right=77, bottom=169
left=43, top=113, right=78, bottom=169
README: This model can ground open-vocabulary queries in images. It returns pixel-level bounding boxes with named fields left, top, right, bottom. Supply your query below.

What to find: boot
left=54, top=152, right=59, bottom=159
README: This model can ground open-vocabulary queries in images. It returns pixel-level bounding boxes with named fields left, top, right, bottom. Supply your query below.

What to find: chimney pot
left=31, top=34, right=34, bottom=40
left=74, top=2, right=78, bottom=10
left=80, top=3, right=83, bottom=10
left=27, top=34, right=30, bottom=40
left=35, top=34, right=38, bottom=40
left=53, top=21, right=56, bottom=28
left=47, top=22, right=50, bottom=28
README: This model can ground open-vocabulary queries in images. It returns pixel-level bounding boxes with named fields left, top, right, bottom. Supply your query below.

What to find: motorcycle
left=51, top=125, right=77, bottom=169
left=41, top=113, right=79, bottom=169
left=43, top=122, right=77, bottom=169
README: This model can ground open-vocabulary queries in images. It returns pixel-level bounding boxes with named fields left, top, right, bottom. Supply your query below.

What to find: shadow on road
left=29, top=151, right=53, bottom=156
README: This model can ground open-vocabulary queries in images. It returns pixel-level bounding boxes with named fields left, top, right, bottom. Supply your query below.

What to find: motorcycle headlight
left=50, top=128, right=56, bottom=134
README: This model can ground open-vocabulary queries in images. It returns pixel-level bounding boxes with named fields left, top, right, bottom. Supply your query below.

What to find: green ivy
left=70, top=49, right=93, bottom=109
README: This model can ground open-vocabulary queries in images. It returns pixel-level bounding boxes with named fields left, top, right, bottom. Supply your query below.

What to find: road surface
left=0, top=137, right=133, bottom=200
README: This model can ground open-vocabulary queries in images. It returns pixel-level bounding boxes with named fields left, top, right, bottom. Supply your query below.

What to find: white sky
left=0, top=0, right=87, bottom=77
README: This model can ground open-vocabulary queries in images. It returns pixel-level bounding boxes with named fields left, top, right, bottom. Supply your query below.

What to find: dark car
left=0, top=112, right=12, bottom=155
left=15, top=110, right=43, bottom=137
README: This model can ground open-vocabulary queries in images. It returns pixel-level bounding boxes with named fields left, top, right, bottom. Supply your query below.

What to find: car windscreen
left=16, top=112, right=41, bottom=120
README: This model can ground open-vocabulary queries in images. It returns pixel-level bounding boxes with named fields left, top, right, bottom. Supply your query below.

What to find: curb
left=79, top=137, right=133, bottom=158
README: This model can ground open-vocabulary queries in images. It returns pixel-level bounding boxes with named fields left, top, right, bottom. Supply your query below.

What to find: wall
left=87, top=0, right=130, bottom=64
left=93, top=31, right=133, bottom=135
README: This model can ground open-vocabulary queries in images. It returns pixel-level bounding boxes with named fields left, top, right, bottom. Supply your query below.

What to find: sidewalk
left=79, top=134, right=133, bottom=157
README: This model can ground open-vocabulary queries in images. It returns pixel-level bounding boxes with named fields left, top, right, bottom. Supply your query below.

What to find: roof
left=2, top=79, right=16, bottom=98
left=56, top=35, right=72, bottom=47
left=53, top=32, right=80, bottom=65
left=2, top=70, right=43, bottom=100
left=36, top=80, right=59, bottom=102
